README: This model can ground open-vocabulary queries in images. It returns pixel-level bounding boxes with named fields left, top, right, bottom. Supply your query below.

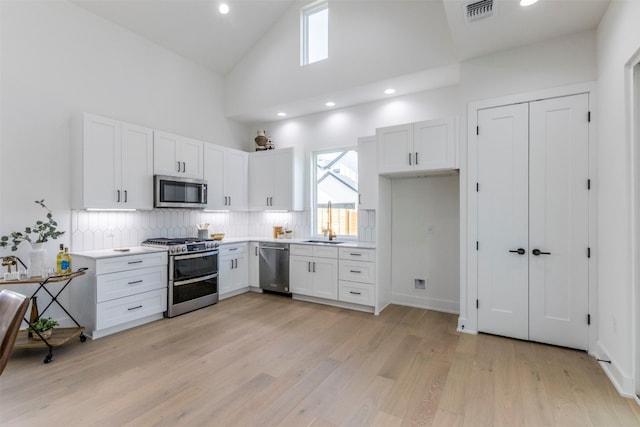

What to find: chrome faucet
left=327, top=201, right=337, bottom=241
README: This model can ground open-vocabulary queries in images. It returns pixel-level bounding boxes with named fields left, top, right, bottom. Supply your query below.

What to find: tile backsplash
left=71, top=209, right=375, bottom=251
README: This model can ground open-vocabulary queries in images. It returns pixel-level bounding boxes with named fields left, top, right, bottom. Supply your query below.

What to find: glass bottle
left=61, top=247, right=72, bottom=275
left=56, top=243, right=64, bottom=275
left=28, top=296, right=39, bottom=338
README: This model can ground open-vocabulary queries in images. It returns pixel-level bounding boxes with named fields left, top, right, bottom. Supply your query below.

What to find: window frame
left=311, top=146, right=359, bottom=241
left=300, top=1, right=329, bottom=66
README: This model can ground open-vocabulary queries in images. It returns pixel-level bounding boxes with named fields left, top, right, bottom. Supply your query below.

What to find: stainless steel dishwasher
left=259, top=242, right=290, bottom=294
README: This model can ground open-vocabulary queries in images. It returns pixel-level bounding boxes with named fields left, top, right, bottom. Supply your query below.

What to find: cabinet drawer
left=339, top=281, right=374, bottom=306
left=339, top=248, right=375, bottom=262
left=339, top=260, right=375, bottom=284
left=96, top=288, right=167, bottom=330
left=290, top=244, right=313, bottom=256
left=219, top=243, right=246, bottom=256
left=96, top=267, right=167, bottom=303
left=95, top=252, right=167, bottom=275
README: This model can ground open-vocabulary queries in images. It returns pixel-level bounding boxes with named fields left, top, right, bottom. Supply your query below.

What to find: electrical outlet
left=414, top=278, right=426, bottom=291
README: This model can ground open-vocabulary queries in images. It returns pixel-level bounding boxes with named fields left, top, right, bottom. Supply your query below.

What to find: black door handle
left=532, top=249, right=551, bottom=256
left=509, top=248, right=526, bottom=255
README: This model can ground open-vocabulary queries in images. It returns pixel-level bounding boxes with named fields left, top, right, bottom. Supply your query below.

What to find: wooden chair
left=0, top=289, right=29, bottom=375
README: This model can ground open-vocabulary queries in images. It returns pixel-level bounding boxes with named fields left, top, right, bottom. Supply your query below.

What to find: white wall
left=226, top=0, right=455, bottom=119
left=595, top=0, right=640, bottom=396
left=0, top=0, right=245, bottom=263
left=391, top=176, right=460, bottom=312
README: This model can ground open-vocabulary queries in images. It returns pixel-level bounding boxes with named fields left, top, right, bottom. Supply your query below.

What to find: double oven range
left=142, top=238, right=219, bottom=317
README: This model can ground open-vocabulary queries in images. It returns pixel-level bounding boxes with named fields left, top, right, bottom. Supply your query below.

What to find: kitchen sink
left=303, top=240, right=343, bottom=244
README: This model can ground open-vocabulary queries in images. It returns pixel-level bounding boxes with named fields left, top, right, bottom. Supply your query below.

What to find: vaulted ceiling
left=71, top=0, right=610, bottom=120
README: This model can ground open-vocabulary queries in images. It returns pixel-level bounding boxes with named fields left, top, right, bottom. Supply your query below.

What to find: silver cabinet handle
left=409, top=153, right=412, bottom=166
left=128, top=305, right=143, bottom=311
left=350, top=270, right=362, bottom=274
left=312, top=262, right=316, bottom=273
left=308, top=262, right=311, bottom=272
left=127, top=280, right=143, bottom=285
left=182, top=162, right=186, bottom=173
left=349, top=291, right=362, bottom=295
left=266, top=197, right=269, bottom=206
left=255, top=246, right=258, bottom=256
left=116, top=189, right=121, bottom=203
left=350, top=253, right=362, bottom=256
left=415, top=152, right=419, bottom=165
left=127, top=260, right=143, bottom=264
left=235, top=259, right=238, bottom=268
left=359, top=194, right=361, bottom=205
left=124, top=190, right=128, bottom=203
left=229, top=247, right=238, bottom=251
left=230, top=259, right=234, bottom=269
left=176, top=161, right=181, bottom=172
left=229, top=196, right=231, bottom=206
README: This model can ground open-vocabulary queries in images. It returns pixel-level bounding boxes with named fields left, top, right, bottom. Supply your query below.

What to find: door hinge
left=476, top=182, right=479, bottom=192
left=587, top=314, right=591, bottom=325
left=587, top=179, right=591, bottom=190
left=476, top=299, right=479, bottom=309
left=476, top=241, right=479, bottom=250
left=587, top=247, right=591, bottom=258
left=588, top=111, right=591, bottom=122
left=476, top=126, right=479, bottom=136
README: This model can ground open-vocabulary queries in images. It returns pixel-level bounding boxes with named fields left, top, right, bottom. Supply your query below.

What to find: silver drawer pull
left=350, top=270, right=362, bottom=274
left=229, top=248, right=238, bottom=251
left=350, top=253, right=362, bottom=256
left=128, top=280, right=143, bottom=285
left=349, top=291, right=362, bottom=295
left=127, top=305, right=143, bottom=311
left=127, top=260, right=143, bottom=264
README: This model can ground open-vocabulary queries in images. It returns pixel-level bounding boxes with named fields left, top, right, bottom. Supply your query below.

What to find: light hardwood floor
left=1, top=292, right=639, bottom=426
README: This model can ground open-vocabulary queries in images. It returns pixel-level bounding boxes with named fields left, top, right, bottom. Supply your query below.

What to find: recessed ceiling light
left=520, top=0, right=538, bottom=6
left=277, top=112, right=287, bottom=117
left=325, top=101, right=336, bottom=107
left=384, top=88, right=396, bottom=95
left=219, top=3, right=230, bottom=14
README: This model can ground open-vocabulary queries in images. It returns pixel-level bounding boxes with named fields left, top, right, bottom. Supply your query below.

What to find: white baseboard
left=390, top=293, right=459, bottom=314
left=456, top=316, right=477, bottom=334
left=593, top=341, right=635, bottom=398
left=292, top=294, right=375, bottom=314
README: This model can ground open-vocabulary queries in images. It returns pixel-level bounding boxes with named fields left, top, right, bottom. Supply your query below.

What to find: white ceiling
left=71, top=0, right=610, bottom=121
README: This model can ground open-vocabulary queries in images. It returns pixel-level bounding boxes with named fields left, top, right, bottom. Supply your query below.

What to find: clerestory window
left=301, top=1, right=328, bottom=66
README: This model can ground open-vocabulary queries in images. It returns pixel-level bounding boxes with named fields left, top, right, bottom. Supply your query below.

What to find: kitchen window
left=313, top=149, right=358, bottom=238
left=301, top=1, right=328, bottom=66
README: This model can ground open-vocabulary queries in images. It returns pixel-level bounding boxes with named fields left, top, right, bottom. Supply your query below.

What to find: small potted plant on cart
left=28, top=317, right=59, bottom=340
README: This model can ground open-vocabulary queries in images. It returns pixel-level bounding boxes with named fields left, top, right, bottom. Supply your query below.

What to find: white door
left=83, top=114, right=121, bottom=209
left=180, top=137, right=203, bottom=179
left=225, top=149, right=248, bottom=210
left=477, top=94, right=590, bottom=350
left=271, top=148, right=293, bottom=210
left=477, top=103, right=530, bottom=340
left=121, top=123, right=153, bottom=210
left=204, top=144, right=226, bottom=210
left=290, top=255, right=313, bottom=296
left=357, top=136, right=377, bottom=210
left=414, top=118, right=456, bottom=171
left=249, top=151, right=273, bottom=210
left=528, top=94, right=590, bottom=349
left=312, top=258, right=338, bottom=300
left=377, top=124, right=413, bottom=174
left=153, top=130, right=180, bottom=176
left=219, top=254, right=234, bottom=295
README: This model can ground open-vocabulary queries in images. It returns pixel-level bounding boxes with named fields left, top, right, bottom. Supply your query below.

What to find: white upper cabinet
left=248, top=148, right=303, bottom=211
left=72, top=113, right=153, bottom=210
left=153, top=130, right=204, bottom=179
left=357, top=136, right=378, bottom=210
left=204, top=143, right=248, bottom=211
left=377, top=117, right=457, bottom=176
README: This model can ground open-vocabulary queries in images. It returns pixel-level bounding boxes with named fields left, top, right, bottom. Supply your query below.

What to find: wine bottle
left=28, top=296, right=39, bottom=338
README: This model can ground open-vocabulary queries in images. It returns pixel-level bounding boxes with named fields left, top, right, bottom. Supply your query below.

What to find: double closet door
left=477, top=94, right=590, bottom=350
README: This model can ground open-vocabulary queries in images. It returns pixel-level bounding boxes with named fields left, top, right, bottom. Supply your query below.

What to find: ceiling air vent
left=466, top=0, right=495, bottom=23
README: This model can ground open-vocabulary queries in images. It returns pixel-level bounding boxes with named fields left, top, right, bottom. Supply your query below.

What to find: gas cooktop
left=142, top=237, right=218, bottom=254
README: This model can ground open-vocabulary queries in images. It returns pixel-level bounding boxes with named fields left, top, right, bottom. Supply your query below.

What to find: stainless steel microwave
left=154, top=175, right=207, bottom=208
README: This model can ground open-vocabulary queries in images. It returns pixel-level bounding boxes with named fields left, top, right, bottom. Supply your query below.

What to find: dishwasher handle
left=260, top=246, right=289, bottom=251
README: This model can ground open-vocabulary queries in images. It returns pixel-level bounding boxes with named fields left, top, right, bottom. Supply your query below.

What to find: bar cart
left=0, top=268, right=88, bottom=363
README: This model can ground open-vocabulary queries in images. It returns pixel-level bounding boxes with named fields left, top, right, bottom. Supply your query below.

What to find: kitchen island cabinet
left=69, top=248, right=167, bottom=339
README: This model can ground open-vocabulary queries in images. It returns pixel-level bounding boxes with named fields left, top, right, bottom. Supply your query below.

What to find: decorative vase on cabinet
left=29, top=243, right=46, bottom=278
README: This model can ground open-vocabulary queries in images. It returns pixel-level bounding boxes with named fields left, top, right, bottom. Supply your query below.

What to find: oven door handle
left=173, top=273, right=218, bottom=287
left=173, top=250, right=219, bottom=261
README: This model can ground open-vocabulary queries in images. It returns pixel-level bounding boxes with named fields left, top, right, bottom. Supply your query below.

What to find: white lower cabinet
left=70, top=250, right=168, bottom=339
left=249, top=242, right=260, bottom=288
left=338, top=248, right=376, bottom=307
left=290, top=244, right=338, bottom=300
left=219, top=243, right=248, bottom=298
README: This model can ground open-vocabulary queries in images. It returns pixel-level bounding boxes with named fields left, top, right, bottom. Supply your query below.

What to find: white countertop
left=71, top=246, right=167, bottom=259
left=217, top=237, right=376, bottom=249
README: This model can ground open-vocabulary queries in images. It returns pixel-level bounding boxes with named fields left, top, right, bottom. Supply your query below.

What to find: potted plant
left=28, top=317, right=59, bottom=340
left=0, top=199, right=65, bottom=251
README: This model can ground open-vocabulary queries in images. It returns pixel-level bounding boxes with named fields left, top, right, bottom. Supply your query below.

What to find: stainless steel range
left=142, top=238, right=219, bottom=317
